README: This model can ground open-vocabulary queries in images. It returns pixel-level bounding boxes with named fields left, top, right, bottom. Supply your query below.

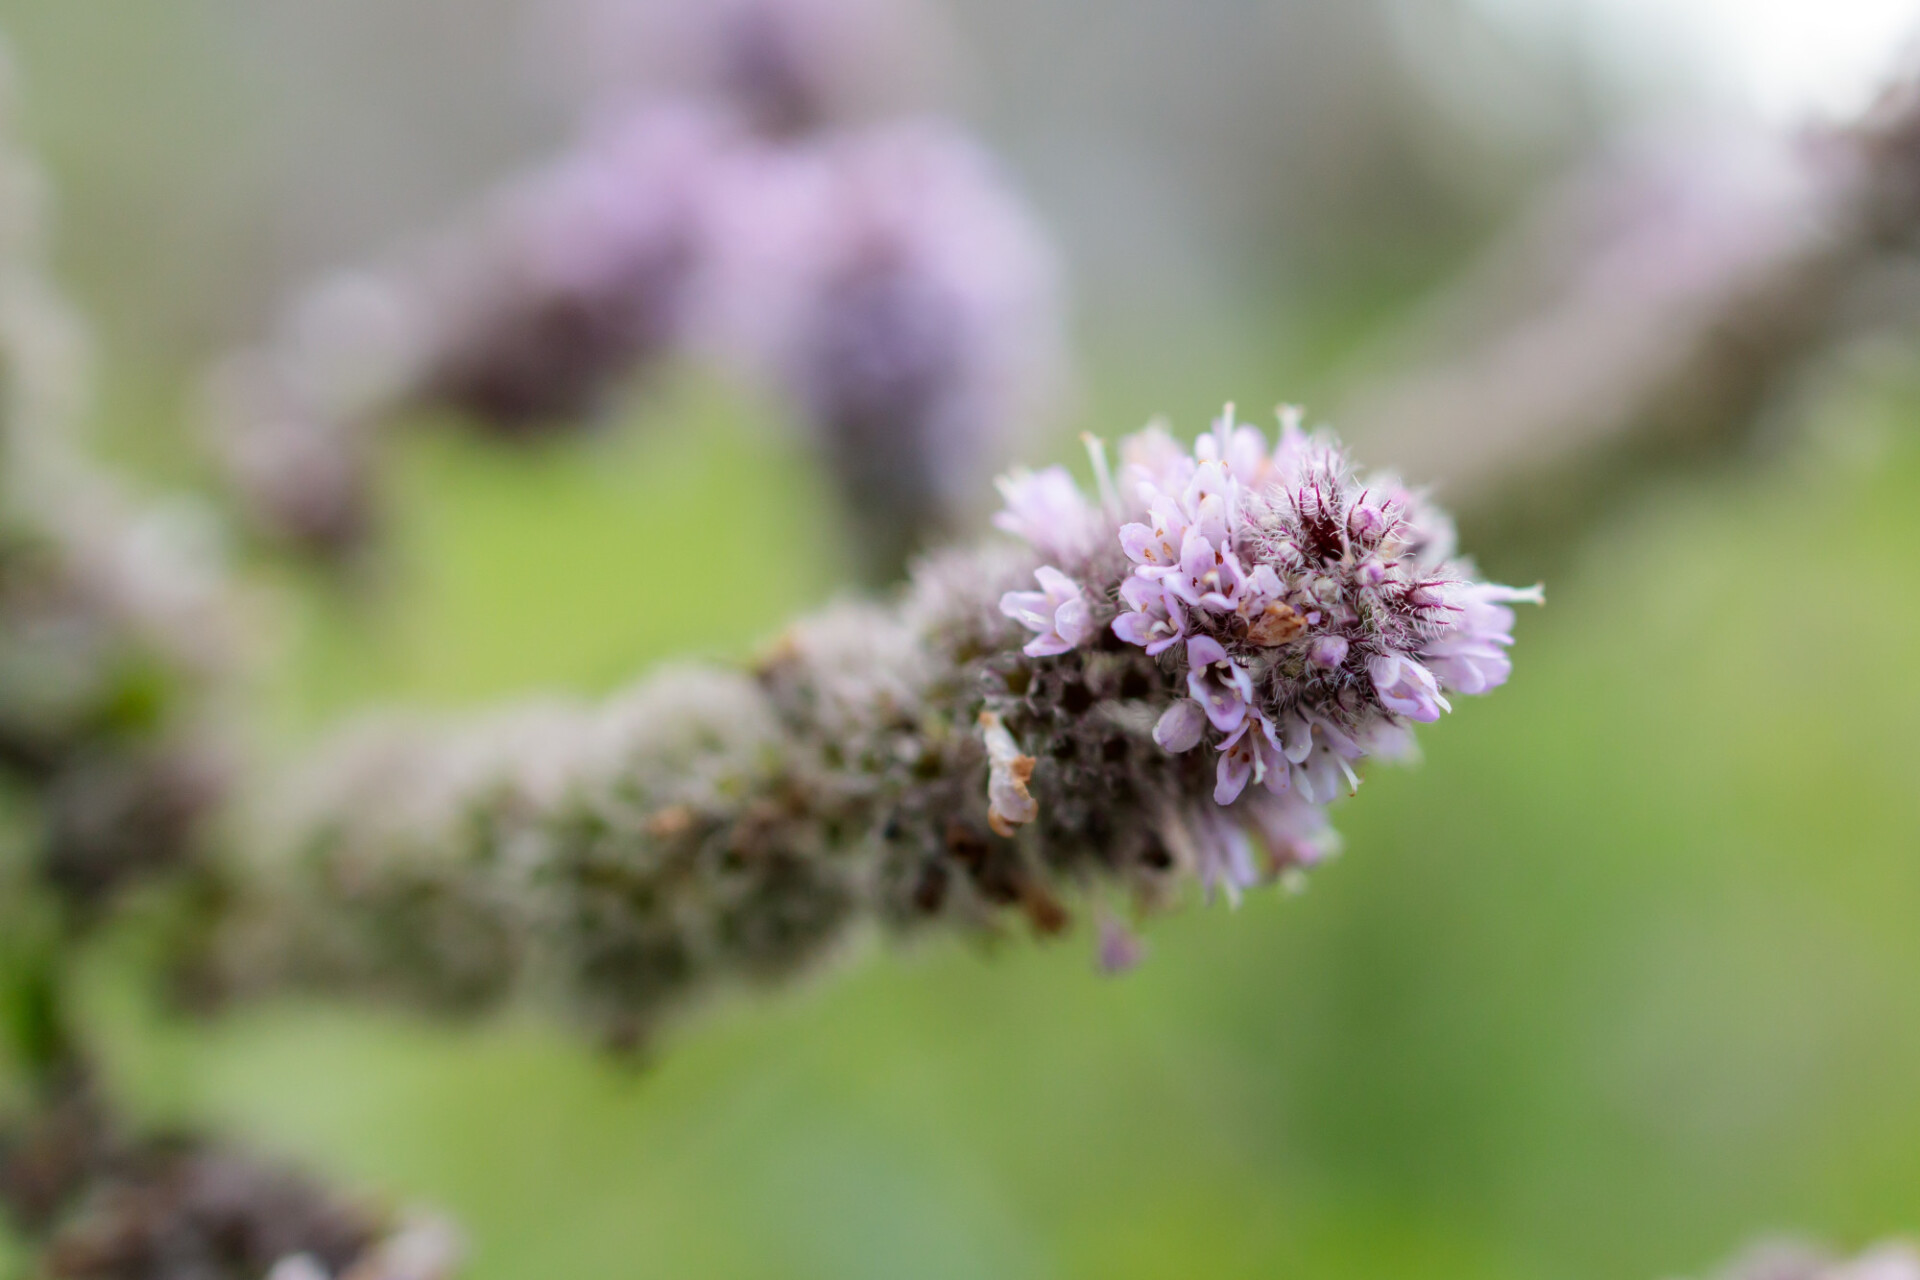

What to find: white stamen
left=1082, top=432, right=1121, bottom=521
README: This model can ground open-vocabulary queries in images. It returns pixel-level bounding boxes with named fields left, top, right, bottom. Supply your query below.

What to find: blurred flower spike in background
left=214, top=0, right=1063, bottom=581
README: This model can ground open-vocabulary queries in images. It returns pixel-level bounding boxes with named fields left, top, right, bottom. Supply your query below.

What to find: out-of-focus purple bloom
left=1193, top=812, right=1263, bottom=908
left=993, top=467, right=1102, bottom=564
left=216, top=103, right=742, bottom=554
left=1152, top=699, right=1208, bottom=754
left=1000, top=566, right=1092, bottom=658
left=1244, top=791, right=1343, bottom=871
left=225, top=78, right=1065, bottom=577
left=1117, top=424, right=1195, bottom=509
left=417, top=104, right=731, bottom=432
left=708, top=120, right=1066, bottom=579
left=1095, top=915, right=1147, bottom=975
left=208, top=357, right=375, bottom=557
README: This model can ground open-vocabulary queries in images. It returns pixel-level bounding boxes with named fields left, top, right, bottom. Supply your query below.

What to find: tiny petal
left=1053, top=595, right=1093, bottom=648
left=994, top=467, right=1101, bottom=562
left=1119, top=574, right=1162, bottom=610
left=1254, top=716, right=1292, bottom=795
left=1186, top=638, right=1250, bottom=734
left=1033, top=564, right=1080, bottom=598
left=1280, top=710, right=1314, bottom=764
left=1096, top=916, right=1147, bottom=975
left=1194, top=814, right=1261, bottom=907
left=1186, top=635, right=1228, bottom=668
left=1023, top=632, right=1076, bottom=658
left=999, top=590, right=1052, bottom=631
left=1369, top=653, right=1450, bottom=722
left=1153, top=699, right=1208, bottom=753
left=1215, top=744, right=1254, bottom=805
left=1005, top=566, right=1091, bottom=658
left=1119, top=522, right=1160, bottom=565
left=1245, top=563, right=1284, bottom=600
left=1112, top=609, right=1159, bottom=648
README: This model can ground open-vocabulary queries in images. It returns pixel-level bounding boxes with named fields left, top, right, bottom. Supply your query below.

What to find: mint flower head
left=1000, top=404, right=1540, bottom=815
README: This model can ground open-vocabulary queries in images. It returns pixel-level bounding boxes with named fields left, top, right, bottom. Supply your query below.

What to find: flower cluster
left=1000, top=405, right=1538, bottom=849
left=217, top=0, right=1062, bottom=580
left=700, top=119, right=1064, bottom=578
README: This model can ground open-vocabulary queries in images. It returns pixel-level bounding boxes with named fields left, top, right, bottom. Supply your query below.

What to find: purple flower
left=1245, top=792, right=1342, bottom=870
left=1111, top=574, right=1188, bottom=656
left=1214, top=722, right=1261, bottom=804
left=1346, top=499, right=1389, bottom=546
left=1424, top=582, right=1543, bottom=695
left=997, top=407, right=1534, bottom=865
left=1118, top=424, right=1195, bottom=511
left=1176, top=529, right=1248, bottom=614
left=1118, top=495, right=1189, bottom=575
left=1096, top=916, right=1147, bottom=975
left=1001, top=566, right=1093, bottom=657
left=1186, top=636, right=1253, bottom=734
left=1213, top=714, right=1290, bottom=804
left=1369, top=653, right=1451, bottom=723
left=1193, top=811, right=1262, bottom=907
left=1194, top=406, right=1272, bottom=489
left=993, top=466, right=1102, bottom=564
left=1180, top=460, right=1235, bottom=548
left=1278, top=709, right=1363, bottom=804
left=1152, top=699, right=1208, bottom=753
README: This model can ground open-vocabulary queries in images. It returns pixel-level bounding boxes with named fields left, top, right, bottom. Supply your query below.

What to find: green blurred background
left=3, top=1, right=1919, bottom=1276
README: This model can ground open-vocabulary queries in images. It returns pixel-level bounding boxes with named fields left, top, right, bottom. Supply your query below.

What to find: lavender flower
left=1000, top=566, right=1093, bottom=657
left=993, top=466, right=1104, bottom=564
left=707, top=120, right=1066, bottom=579
left=1423, top=581, right=1543, bottom=694
left=413, top=104, right=730, bottom=432
left=1111, top=575, right=1188, bottom=656
left=223, top=108, right=1065, bottom=580
left=1151, top=699, right=1207, bottom=753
